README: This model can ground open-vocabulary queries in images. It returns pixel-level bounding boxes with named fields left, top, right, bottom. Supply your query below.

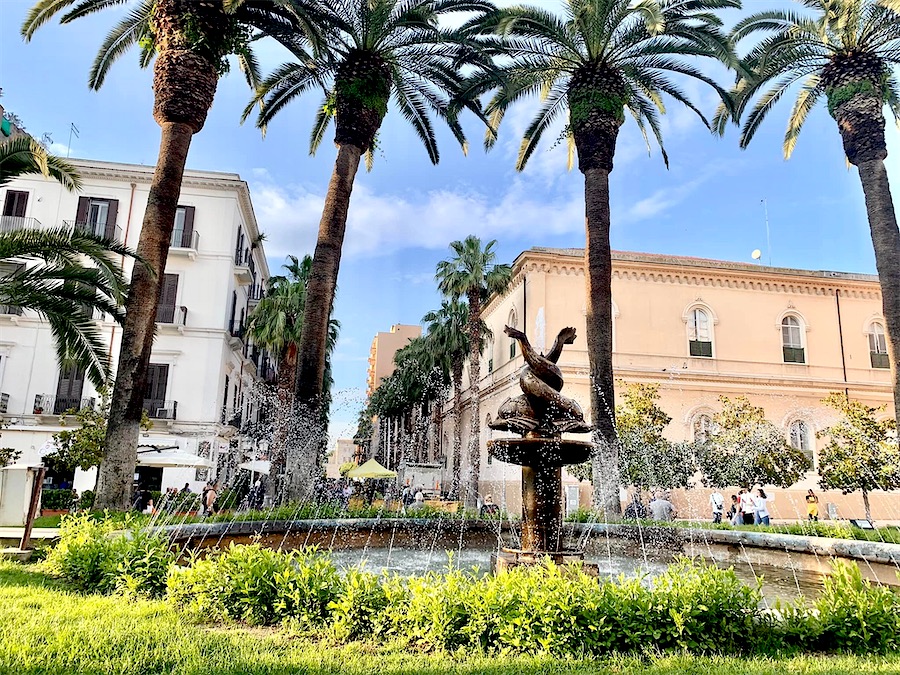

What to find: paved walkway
left=0, top=527, right=60, bottom=540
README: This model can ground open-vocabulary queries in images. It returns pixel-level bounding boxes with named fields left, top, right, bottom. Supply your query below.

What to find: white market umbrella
left=237, top=460, right=271, bottom=475
left=136, top=449, right=213, bottom=469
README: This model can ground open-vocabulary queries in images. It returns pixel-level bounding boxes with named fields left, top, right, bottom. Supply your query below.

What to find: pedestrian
left=248, top=480, right=264, bottom=511
left=623, top=491, right=646, bottom=520
left=180, top=482, right=192, bottom=495
left=205, top=483, right=219, bottom=516
left=806, top=489, right=819, bottom=522
left=753, top=488, right=772, bottom=526
left=480, top=494, right=500, bottom=517
left=727, top=495, right=740, bottom=526
left=738, top=488, right=756, bottom=525
left=407, top=490, right=425, bottom=513
left=648, top=492, right=676, bottom=522
left=709, top=490, right=724, bottom=524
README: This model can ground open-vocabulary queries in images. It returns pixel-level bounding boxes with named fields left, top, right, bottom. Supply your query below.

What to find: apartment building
left=0, top=159, right=275, bottom=494
left=365, top=324, right=422, bottom=396
left=444, top=247, right=896, bottom=519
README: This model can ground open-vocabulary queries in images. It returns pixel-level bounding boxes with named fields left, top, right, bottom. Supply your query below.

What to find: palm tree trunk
left=856, top=159, right=900, bottom=431
left=450, top=362, right=464, bottom=500
left=95, top=121, right=194, bottom=510
left=269, top=345, right=297, bottom=502
left=289, top=143, right=362, bottom=501
left=583, top=166, right=620, bottom=516
left=464, top=289, right=483, bottom=510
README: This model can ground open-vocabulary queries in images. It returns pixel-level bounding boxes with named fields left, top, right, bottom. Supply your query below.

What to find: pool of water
left=327, top=545, right=822, bottom=603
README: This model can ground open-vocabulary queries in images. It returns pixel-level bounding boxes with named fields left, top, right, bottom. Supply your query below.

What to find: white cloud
left=249, top=173, right=586, bottom=261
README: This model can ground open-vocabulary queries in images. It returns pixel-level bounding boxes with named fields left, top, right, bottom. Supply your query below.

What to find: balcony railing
left=0, top=392, right=8, bottom=414
left=689, top=340, right=713, bottom=358
left=0, top=304, right=23, bottom=316
left=142, top=399, right=177, bottom=420
left=33, top=394, right=96, bottom=416
left=156, top=304, right=187, bottom=326
left=871, top=351, right=890, bottom=369
left=783, top=346, right=806, bottom=364
left=65, top=220, right=123, bottom=243
left=229, top=320, right=245, bottom=340
left=0, top=216, right=42, bottom=234
left=170, top=229, right=200, bottom=250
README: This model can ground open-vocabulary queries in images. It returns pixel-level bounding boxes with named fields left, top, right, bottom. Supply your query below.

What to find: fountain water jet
left=488, top=325, right=595, bottom=570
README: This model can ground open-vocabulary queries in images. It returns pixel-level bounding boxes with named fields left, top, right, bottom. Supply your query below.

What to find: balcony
left=871, top=351, right=890, bottom=369
left=0, top=304, right=24, bottom=316
left=248, top=283, right=265, bottom=307
left=156, top=304, right=187, bottom=327
left=33, top=394, right=96, bottom=416
left=0, top=392, right=8, bottom=414
left=233, top=249, right=253, bottom=285
left=228, top=320, right=245, bottom=348
left=65, top=219, right=123, bottom=243
left=142, top=399, right=177, bottom=420
left=0, top=216, right=42, bottom=234
left=169, top=229, right=200, bottom=259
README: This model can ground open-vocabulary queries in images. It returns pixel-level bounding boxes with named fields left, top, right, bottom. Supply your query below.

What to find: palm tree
left=435, top=236, right=510, bottom=507
left=466, top=0, right=738, bottom=514
left=246, top=254, right=339, bottom=500
left=715, top=0, right=900, bottom=432
left=0, top=227, right=134, bottom=390
left=246, top=0, right=496, bottom=499
left=0, top=136, right=81, bottom=192
left=23, top=0, right=307, bottom=510
left=423, top=298, right=477, bottom=499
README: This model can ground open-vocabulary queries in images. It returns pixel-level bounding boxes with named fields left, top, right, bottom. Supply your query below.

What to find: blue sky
left=2, top=0, right=898, bottom=439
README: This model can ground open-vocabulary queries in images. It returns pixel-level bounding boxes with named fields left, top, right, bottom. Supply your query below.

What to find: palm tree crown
left=247, top=0, right=496, bottom=164
left=0, top=136, right=81, bottom=192
left=468, top=0, right=740, bottom=171
left=0, top=227, right=135, bottom=390
left=715, top=0, right=900, bottom=161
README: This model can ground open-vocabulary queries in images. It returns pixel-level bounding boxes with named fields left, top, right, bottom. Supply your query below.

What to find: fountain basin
left=488, top=437, right=593, bottom=467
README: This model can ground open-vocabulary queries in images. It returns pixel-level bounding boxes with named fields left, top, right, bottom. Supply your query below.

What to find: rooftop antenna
left=761, top=198, right=772, bottom=266
left=66, top=123, right=79, bottom=158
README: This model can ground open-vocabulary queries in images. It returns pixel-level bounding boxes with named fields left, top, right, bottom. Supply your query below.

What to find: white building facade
left=0, top=159, right=275, bottom=495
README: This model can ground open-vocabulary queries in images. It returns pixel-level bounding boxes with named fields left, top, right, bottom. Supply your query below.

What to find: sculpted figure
left=489, top=325, right=591, bottom=436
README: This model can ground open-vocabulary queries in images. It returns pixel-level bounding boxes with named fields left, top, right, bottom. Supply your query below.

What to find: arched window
left=868, top=322, right=889, bottom=369
left=688, top=308, right=713, bottom=357
left=693, top=414, right=713, bottom=442
left=781, top=315, right=805, bottom=363
left=508, top=309, right=518, bottom=359
left=789, top=420, right=813, bottom=463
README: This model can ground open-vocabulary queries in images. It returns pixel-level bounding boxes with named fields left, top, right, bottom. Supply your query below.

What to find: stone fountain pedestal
left=487, top=325, right=599, bottom=575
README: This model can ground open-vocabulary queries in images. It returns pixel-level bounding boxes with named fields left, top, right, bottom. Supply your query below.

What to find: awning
left=237, top=460, right=271, bottom=475
left=136, top=449, right=213, bottom=469
left=345, top=458, right=397, bottom=479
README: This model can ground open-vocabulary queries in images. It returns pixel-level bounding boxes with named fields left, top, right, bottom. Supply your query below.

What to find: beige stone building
left=366, top=324, right=422, bottom=396
left=443, top=248, right=896, bottom=521
left=325, top=439, right=362, bottom=479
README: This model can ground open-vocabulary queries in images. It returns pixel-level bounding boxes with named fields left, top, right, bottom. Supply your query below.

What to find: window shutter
left=181, top=206, right=195, bottom=248
left=156, top=274, right=178, bottom=322
left=104, top=199, right=119, bottom=240
left=145, top=364, right=169, bottom=401
left=76, top=196, right=90, bottom=226
left=3, top=190, right=28, bottom=217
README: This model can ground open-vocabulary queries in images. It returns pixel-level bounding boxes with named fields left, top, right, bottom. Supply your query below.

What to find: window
left=869, top=322, right=889, bottom=369
left=693, top=414, right=713, bottom=442
left=508, top=310, right=518, bottom=359
left=143, top=364, right=172, bottom=419
left=55, top=365, right=86, bottom=414
left=2, top=190, right=28, bottom=219
left=789, top=420, right=813, bottom=464
left=156, top=274, right=178, bottom=323
left=781, top=316, right=805, bottom=363
left=485, top=338, right=494, bottom=373
left=688, top=308, right=713, bottom=357
left=75, top=196, right=119, bottom=239
left=171, top=206, right=196, bottom=249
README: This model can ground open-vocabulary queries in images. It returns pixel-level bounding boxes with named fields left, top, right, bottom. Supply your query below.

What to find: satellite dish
left=751, top=249, right=762, bottom=260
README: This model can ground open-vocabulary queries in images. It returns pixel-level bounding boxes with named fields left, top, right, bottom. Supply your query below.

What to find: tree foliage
left=568, top=382, right=698, bottom=489
left=818, top=392, right=900, bottom=498
left=698, top=396, right=811, bottom=488
left=48, top=401, right=152, bottom=473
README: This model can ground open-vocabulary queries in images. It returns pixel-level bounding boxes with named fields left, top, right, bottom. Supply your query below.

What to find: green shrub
left=78, top=490, right=95, bottom=510
left=329, top=567, right=389, bottom=641
left=40, top=489, right=75, bottom=511
left=43, top=512, right=173, bottom=596
left=815, top=560, right=900, bottom=654
left=272, top=548, right=343, bottom=627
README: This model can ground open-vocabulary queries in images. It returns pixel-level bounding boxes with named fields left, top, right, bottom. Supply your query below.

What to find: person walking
left=806, top=489, right=820, bottom=522
left=753, top=488, right=772, bottom=526
left=648, top=492, right=677, bottom=522
left=709, top=490, right=724, bottom=524
left=727, top=495, right=741, bottom=526
left=738, top=489, right=756, bottom=526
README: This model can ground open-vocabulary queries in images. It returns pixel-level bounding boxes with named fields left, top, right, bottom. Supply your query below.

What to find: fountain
left=488, top=325, right=595, bottom=571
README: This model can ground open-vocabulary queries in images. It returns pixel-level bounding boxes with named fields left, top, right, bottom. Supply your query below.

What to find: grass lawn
left=1, top=563, right=898, bottom=675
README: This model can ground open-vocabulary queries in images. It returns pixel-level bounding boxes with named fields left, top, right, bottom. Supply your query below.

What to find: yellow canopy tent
left=345, top=458, right=397, bottom=479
